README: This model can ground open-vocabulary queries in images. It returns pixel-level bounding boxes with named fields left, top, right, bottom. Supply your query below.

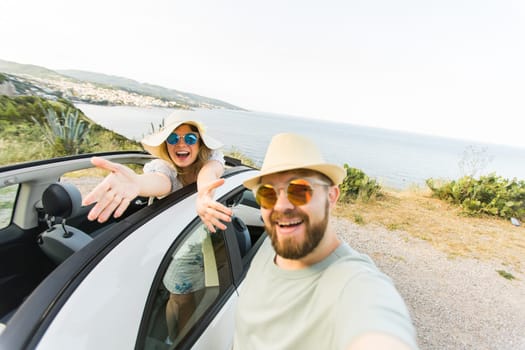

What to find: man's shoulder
left=321, top=243, right=391, bottom=287
left=330, top=242, right=377, bottom=269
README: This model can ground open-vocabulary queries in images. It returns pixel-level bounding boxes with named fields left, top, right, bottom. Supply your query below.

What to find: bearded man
left=233, top=133, right=419, bottom=350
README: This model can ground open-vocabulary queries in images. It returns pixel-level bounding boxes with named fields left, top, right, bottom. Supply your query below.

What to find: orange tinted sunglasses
left=255, top=178, right=329, bottom=209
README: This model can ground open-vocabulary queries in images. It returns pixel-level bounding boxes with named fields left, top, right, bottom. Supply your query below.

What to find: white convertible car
left=0, top=151, right=265, bottom=350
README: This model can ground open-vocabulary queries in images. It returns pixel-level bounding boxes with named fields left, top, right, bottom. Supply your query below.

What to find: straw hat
left=141, top=112, right=222, bottom=163
left=243, top=133, right=346, bottom=189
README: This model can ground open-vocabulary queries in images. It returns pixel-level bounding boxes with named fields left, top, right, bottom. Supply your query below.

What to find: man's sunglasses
left=166, top=132, right=199, bottom=145
left=255, top=178, right=330, bottom=209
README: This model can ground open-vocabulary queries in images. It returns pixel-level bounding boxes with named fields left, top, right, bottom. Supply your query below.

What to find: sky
left=2, top=0, right=525, bottom=148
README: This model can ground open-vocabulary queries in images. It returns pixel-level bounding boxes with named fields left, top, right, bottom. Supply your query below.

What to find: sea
left=76, top=103, right=525, bottom=190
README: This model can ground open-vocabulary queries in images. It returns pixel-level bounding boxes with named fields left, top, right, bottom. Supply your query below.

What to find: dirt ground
left=334, top=188, right=525, bottom=275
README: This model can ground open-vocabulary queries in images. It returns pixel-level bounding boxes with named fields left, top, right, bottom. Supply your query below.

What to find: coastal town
left=0, top=73, right=187, bottom=108
left=35, top=76, right=188, bottom=108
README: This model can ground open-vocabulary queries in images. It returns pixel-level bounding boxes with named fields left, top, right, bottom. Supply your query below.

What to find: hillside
left=0, top=94, right=142, bottom=165
left=0, top=58, right=244, bottom=110
left=0, top=59, right=65, bottom=80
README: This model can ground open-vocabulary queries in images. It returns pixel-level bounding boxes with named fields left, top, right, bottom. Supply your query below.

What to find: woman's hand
left=82, top=157, right=141, bottom=223
left=197, top=179, right=233, bottom=233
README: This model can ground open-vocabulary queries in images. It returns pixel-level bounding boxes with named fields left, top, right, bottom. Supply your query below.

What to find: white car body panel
left=191, top=294, right=238, bottom=350
left=36, top=171, right=258, bottom=349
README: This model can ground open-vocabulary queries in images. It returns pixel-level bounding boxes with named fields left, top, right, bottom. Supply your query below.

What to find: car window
left=141, top=222, right=232, bottom=349
left=0, top=184, right=18, bottom=229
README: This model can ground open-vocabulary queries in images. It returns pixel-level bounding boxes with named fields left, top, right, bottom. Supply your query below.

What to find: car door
left=137, top=172, right=266, bottom=350
left=138, top=219, right=236, bottom=350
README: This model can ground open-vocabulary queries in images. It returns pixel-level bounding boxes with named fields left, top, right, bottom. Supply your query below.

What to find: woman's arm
left=82, top=157, right=172, bottom=223
left=196, top=159, right=233, bottom=232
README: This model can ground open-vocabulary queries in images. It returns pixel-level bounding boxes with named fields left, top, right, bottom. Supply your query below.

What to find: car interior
left=0, top=156, right=153, bottom=329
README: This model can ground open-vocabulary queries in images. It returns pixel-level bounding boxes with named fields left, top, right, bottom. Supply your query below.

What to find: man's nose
left=272, top=188, right=294, bottom=211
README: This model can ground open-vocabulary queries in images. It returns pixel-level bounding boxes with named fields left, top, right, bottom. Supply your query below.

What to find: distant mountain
left=0, top=58, right=244, bottom=110
left=0, top=59, right=68, bottom=81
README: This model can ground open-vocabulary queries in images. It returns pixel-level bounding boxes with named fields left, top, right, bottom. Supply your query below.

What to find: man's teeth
left=278, top=220, right=302, bottom=227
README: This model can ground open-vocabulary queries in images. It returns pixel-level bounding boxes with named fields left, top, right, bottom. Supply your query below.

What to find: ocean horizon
left=76, top=103, right=525, bottom=190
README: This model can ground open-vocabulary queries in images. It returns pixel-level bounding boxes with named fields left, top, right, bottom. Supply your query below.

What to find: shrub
left=426, top=174, right=525, bottom=220
left=32, top=107, right=93, bottom=156
left=353, top=214, right=365, bottom=225
left=339, top=164, right=383, bottom=203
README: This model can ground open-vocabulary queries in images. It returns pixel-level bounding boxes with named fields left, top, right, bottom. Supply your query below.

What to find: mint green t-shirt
left=233, top=238, right=418, bottom=350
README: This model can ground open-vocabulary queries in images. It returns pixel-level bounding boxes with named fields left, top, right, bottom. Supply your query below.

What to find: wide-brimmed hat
left=141, top=112, right=222, bottom=162
left=243, top=133, right=346, bottom=189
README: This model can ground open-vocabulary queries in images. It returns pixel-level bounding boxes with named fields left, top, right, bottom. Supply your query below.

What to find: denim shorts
left=162, top=243, right=205, bottom=294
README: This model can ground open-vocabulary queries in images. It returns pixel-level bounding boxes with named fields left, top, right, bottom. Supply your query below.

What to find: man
left=234, top=133, right=418, bottom=349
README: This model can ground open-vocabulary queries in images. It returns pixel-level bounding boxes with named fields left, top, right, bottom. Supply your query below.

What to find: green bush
left=339, top=164, right=383, bottom=203
left=0, top=96, right=74, bottom=123
left=426, top=174, right=525, bottom=220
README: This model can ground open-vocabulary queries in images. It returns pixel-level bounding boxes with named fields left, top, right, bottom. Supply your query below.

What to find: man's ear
left=328, top=185, right=340, bottom=206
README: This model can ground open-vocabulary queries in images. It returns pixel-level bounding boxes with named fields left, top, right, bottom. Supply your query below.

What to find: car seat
left=38, top=182, right=93, bottom=264
left=232, top=216, right=251, bottom=257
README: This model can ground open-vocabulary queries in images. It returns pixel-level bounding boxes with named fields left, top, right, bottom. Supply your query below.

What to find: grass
left=496, top=270, right=516, bottom=280
left=0, top=137, right=54, bottom=165
left=225, top=147, right=258, bottom=167
left=334, top=187, right=525, bottom=273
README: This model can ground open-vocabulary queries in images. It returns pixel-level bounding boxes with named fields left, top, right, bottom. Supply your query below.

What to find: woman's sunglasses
left=166, top=132, right=199, bottom=145
left=255, top=178, right=330, bottom=209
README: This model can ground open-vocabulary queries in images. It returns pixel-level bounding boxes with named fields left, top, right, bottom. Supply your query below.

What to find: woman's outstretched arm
left=82, top=157, right=171, bottom=223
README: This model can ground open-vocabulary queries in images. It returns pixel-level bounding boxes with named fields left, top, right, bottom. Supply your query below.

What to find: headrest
left=42, top=182, right=82, bottom=218
left=232, top=216, right=251, bottom=256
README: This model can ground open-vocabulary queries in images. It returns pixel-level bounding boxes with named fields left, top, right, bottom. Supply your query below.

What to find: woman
left=82, top=113, right=233, bottom=343
left=82, top=113, right=233, bottom=233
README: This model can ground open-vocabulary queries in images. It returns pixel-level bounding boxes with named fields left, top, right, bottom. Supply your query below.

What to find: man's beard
left=265, top=201, right=329, bottom=259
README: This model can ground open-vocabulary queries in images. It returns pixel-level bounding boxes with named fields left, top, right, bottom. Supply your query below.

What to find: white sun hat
left=243, top=133, right=345, bottom=189
left=141, top=111, right=222, bottom=162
